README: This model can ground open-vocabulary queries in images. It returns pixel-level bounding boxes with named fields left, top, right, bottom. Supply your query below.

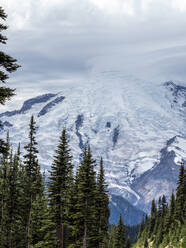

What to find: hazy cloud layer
left=1, top=0, right=186, bottom=95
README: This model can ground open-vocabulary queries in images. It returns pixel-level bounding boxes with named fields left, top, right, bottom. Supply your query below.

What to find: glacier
left=0, top=72, right=185, bottom=212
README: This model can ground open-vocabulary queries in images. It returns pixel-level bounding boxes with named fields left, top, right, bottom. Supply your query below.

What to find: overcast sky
left=1, top=0, right=186, bottom=105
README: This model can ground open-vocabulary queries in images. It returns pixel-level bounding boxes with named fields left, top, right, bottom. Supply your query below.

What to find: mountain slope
left=0, top=72, right=186, bottom=212
left=109, top=194, right=144, bottom=226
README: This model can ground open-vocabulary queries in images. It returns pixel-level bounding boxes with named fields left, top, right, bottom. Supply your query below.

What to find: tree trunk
left=83, top=222, right=87, bottom=248
left=60, top=223, right=65, bottom=248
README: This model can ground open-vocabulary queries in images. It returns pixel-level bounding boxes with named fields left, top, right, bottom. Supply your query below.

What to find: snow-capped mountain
left=0, top=72, right=186, bottom=212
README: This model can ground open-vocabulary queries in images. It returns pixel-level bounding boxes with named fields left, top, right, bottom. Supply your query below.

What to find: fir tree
left=30, top=173, right=47, bottom=247
left=48, top=128, right=73, bottom=248
left=148, top=199, right=157, bottom=235
left=0, top=132, right=10, bottom=246
left=0, top=6, right=20, bottom=156
left=23, top=115, right=42, bottom=248
left=6, top=151, right=23, bottom=247
left=73, top=146, right=97, bottom=248
left=175, top=162, right=185, bottom=224
left=0, top=6, right=20, bottom=105
left=164, top=192, right=175, bottom=234
left=96, top=157, right=110, bottom=247
left=114, top=213, right=126, bottom=248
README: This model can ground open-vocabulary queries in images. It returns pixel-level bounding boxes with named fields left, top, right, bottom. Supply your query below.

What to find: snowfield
left=0, top=72, right=186, bottom=211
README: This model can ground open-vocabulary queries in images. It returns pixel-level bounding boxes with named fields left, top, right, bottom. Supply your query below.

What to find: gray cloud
left=1, top=0, right=186, bottom=93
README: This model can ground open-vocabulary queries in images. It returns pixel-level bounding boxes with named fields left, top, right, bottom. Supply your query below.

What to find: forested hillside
left=0, top=116, right=110, bottom=247
left=1, top=116, right=185, bottom=248
left=133, top=163, right=186, bottom=248
left=0, top=116, right=135, bottom=248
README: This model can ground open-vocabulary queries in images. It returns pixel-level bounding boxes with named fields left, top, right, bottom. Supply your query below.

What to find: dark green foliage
left=72, top=146, right=98, bottom=247
left=0, top=125, right=111, bottom=248
left=114, top=214, right=126, bottom=248
left=48, top=128, right=73, bottom=247
left=23, top=115, right=42, bottom=247
left=0, top=138, right=26, bottom=247
left=175, top=162, right=185, bottom=224
left=144, top=238, right=148, bottom=248
left=0, top=6, right=20, bottom=105
left=134, top=162, right=186, bottom=248
left=126, top=224, right=140, bottom=244
left=96, top=157, right=110, bottom=247
left=148, top=199, right=157, bottom=235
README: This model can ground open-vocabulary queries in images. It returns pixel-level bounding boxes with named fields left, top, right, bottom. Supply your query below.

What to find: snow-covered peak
left=0, top=73, right=185, bottom=211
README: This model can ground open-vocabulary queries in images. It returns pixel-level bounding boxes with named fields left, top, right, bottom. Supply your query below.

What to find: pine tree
left=34, top=173, right=58, bottom=248
left=114, top=213, right=126, bottom=248
left=0, top=136, right=25, bottom=247
left=30, top=173, right=47, bottom=247
left=73, top=146, right=97, bottom=248
left=96, top=157, right=110, bottom=247
left=0, top=6, right=20, bottom=105
left=48, top=128, right=73, bottom=248
left=0, top=6, right=20, bottom=155
left=0, top=132, right=10, bottom=246
left=164, top=193, right=175, bottom=234
left=175, top=162, right=185, bottom=224
left=23, top=115, right=42, bottom=248
left=63, top=168, right=76, bottom=247
left=6, top=151, right=23, bottom=247
left=148, top=199, right=157, bottom=235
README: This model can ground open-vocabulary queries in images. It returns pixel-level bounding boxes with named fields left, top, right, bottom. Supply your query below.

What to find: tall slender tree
left=175, top=162, right=185, bottom=224
left=48, top=128, right=73, bottom=248
left=0, top=132, right=10, bottom=247
left=0, top=6, right=20, bottom=155
left=149, top=199, right=157, bottom=235
left=96, top=157, right=110, bottom=247
left=73, top=146, right=97, bottom=248
left=23, top=115, right=42, bottom=248
left=114, top=213, right=126, bottom=248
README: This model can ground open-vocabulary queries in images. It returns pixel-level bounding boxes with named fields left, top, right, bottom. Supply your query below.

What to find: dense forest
left=0, top=116, right=185, bottom=248
left=134, top=163, right=186, bottom=248
left=0, top=116, right=133, bottom=248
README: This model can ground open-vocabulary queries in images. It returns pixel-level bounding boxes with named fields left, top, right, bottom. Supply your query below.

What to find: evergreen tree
left=0, top=6, right=20, bottom=105
left=134, top=163, right=186, bottom=248
left=175, top=162, right=185, bottom=224
left=73, top=146, right=97, bottom=248
left=0, top=132, right=10, bottom=247
left=148, top=199, right=157, bottom=235
left=23, top=115, right=42, bottom=248
left=114, top=213, right=126, bottom=248
left=48, top=128, right=73, bottom=248
left=30, top=173, right=47, bottom=247
left=0, top=137, right=25, bottom=247
left=6, top=151, right=23, bottom=247
left=108, top=225, right=117, bottom=248
left=96, top=157, right=110, bottom=247
left=0, top=6, right=20, bottom=155
left=164, top=192, right=175, bottom=234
